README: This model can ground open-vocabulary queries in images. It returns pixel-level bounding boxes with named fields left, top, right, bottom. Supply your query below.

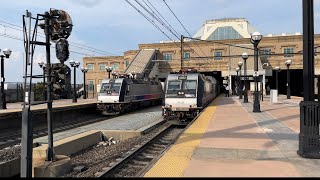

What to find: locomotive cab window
left=167, top=81, right=182, bottom=90
left=100, top=83, right=111, bottom=92
left=184, top=80, right=197, bottom=90
left=100, top=83, right=122, bottom=93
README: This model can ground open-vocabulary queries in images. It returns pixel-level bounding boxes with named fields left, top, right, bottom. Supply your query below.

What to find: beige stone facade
left=83, top=35, right=320, bottom=94
left=83, top=56, right=127, bottom=92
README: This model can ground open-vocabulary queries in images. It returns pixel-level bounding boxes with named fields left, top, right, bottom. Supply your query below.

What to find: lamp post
left=106, top=66, right=113, bottom=79
left=70, top=60, right=80, bottom=103
left=227, top=64, right=231, bottom=95
left=38, top=61, right=47, bottom=101
left=132, top=71, right=136, bottom=79
left=275, top=66, right=281, bottom=96
left=238, top=62, right=243, bottom=99
left=251, top=32, right=263, bottom=113
left=298, top=0, right=320, bottom=159
left=0, top=48, right=12, bottom=110
left=81, top=67, right=88, bottom=100
left=112, top=72, right=116, bottom=79
left=242, top=52, right=249, bottom=103
left=236, top=68, right=240, bottom=96
left=285, top=60, right=292, bottom=99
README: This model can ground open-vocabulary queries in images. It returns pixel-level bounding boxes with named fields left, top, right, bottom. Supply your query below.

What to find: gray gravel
left=0, top=105, right=163, bottom=176
left=62, top=123, right=169, bottom=178
left=0, top=144, right=21, bottom=163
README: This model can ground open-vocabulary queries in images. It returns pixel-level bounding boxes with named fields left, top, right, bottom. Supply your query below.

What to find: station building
left=83, top=18, right=320, bottom=97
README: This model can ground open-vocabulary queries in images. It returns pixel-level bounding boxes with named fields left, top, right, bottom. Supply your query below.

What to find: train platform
left=144, top=95, right=320, bottom=177
left=0, top=98, right=97, bottom=114
left=34, top=106, right=163, bottom=144
left=0, top=98, right=98, bottom=135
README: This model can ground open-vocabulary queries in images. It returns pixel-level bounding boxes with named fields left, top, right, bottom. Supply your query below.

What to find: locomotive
left=97, top=75, right=163, bottom=115
left=162, top=70, right=219, bottom=121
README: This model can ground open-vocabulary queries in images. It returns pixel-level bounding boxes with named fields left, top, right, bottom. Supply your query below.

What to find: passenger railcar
left=97, top=77, right=163, bottom=115
left=162, top=72, right=219, bottom=121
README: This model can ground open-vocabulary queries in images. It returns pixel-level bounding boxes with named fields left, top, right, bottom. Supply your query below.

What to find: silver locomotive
left=162, top=71, right=219, bottom=121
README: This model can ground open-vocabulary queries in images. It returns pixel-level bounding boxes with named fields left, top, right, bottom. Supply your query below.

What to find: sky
left=0, top=0, right=320, bottom=83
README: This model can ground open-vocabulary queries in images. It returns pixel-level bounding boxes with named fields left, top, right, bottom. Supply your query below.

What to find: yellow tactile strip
left=144, top=102, right=216, bottom=177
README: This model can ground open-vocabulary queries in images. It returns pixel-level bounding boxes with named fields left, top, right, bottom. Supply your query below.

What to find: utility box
left=25, top=91, right=34, bottom=103
left=270, top=90, right=278, bottom=104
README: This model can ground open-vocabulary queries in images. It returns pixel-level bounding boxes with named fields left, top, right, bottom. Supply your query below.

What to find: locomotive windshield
left=184, top=80, right=197, bottom=90
left=100, top=83, right=122, bottom=93
left=166, top=80, right=197, bottom=97
left=167, top=81, right=181, bottom=90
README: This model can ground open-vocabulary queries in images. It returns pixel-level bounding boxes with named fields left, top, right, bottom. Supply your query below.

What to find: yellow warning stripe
left=144, top=101, right=217, bottom=177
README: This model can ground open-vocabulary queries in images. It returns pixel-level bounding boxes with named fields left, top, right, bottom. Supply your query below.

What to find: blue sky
left=0, top=0, right=319, bottom=83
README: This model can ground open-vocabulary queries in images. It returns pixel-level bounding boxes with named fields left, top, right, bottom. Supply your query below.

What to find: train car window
left=100, top=83, right=122, bottom=93
left=184, top=80, right=197, bottom=90
left=112, top=83, right=122, bottom=92
left=167, top=81, right=182, bottom=90
left=100, top=83, right=111, bottom=92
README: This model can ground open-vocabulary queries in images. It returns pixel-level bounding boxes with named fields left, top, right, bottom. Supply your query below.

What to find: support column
left=298, top=0, right=320, bottom=159
left=45, top=11, right=54, bottom=162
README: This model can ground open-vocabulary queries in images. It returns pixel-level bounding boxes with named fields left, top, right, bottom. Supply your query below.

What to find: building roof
left=193, top=18, right=258, bottom=41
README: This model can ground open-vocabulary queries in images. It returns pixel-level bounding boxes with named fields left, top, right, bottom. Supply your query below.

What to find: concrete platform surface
left=145, top=95, right=320, bottom=177
left=34, top=106, right=163, bottom=144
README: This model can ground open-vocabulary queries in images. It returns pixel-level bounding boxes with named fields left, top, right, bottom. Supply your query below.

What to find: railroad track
left=95, top=123, right=187, bottom=178
left=0, top=115, right=110, bottom=149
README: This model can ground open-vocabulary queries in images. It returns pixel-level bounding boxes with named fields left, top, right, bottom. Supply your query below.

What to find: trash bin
left=270, top=90, right=278, bottom=104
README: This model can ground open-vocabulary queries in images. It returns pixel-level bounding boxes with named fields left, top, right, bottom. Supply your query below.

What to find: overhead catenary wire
left=143, top=0, right=202, bottom=58
left=0, top=25, right=111, bottom=56
left=162, top=0, right=207, bottom=57
left=0, top=33, right=94, bottom=57
left=135, top=0, right=180, bottom=40
left=125, top=0, right=181, bottom=49
left=144, top=0, right=180, bottom=37
left=0, top=20, right=116, bottom=56
left=130, top=0, right=202, bottom=58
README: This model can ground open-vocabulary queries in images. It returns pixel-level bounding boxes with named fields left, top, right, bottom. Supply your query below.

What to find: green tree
left=33, top=83, right=46, bottom=101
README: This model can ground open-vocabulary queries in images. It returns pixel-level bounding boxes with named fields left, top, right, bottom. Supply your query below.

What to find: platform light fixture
left=0, top=48, right=12, bottom=109
left=236, top=67, right=240, bottom=96
left=81, top=67, right=88, bottom=99
left=106, top=66, right=113, bottom=79
left=251, top=32, right=263, bottom=113
left=70, top=60, right=80, bottom=103
left=285, top=60, right=292, bottom=99
left=132, top=71, right=136, bottom=79
left=275, top=66, right=281, bottom=96
left=242, top=52, right=249, bottom=103
left=238, top=61, right=243, bottom=100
